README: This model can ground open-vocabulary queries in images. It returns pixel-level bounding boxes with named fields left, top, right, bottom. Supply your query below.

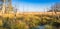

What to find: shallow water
left=35, top=25, right=45, bottom=29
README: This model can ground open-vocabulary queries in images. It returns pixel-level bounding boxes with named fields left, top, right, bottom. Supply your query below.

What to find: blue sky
left=12, top=0, right=60, bottom=12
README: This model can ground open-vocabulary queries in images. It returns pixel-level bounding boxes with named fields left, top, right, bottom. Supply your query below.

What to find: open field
left=0, top=12, right=60, bottom=29
left=0, top=12, right=60, bottom=17
left=17, top=12, right=60, bottom=15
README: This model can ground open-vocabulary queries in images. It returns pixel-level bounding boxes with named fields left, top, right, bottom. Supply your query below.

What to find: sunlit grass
left=0, top=13, right=60, bottom=29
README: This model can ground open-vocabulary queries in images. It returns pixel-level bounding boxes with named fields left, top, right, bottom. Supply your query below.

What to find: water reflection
left=35, top=25, right=45, bottom=29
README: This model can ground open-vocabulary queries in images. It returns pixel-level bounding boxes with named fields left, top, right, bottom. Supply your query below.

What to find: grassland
left=0, top=12, right=60, bottom=29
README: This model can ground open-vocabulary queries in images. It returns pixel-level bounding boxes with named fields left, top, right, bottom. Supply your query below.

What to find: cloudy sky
left=12, top=0, right=60, bottom=12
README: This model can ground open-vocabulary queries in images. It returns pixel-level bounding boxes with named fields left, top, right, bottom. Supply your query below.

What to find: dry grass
left=0, top=12, right=60, bottom=17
